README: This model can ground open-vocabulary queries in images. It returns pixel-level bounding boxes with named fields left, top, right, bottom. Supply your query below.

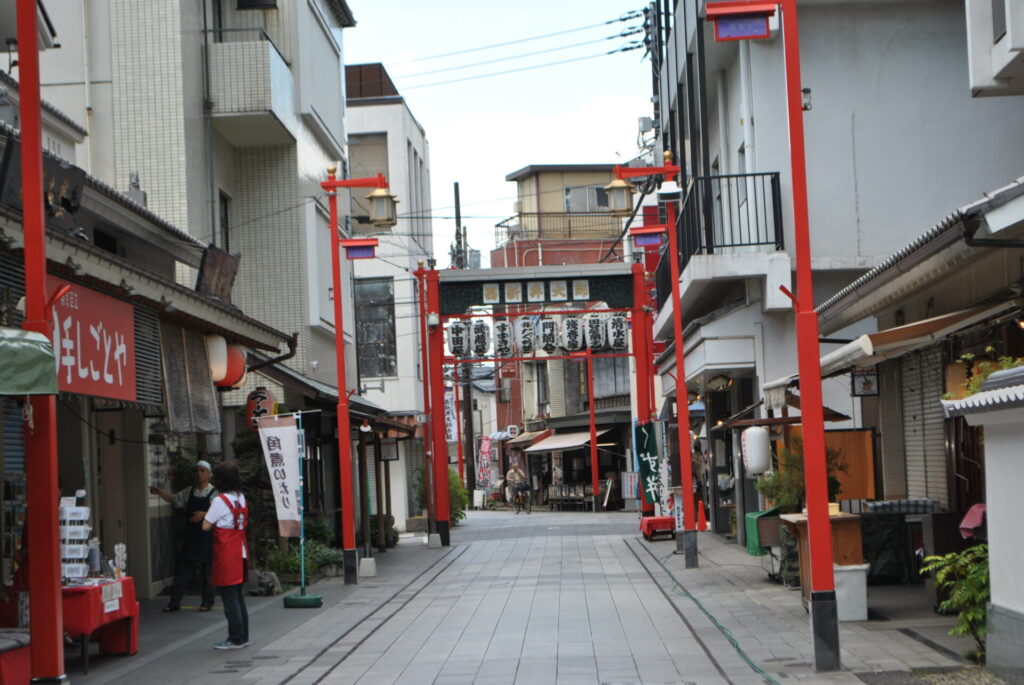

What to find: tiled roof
left=0, top=70, right=88, bottom=137
left=941, top=367, right=1024, bottom=418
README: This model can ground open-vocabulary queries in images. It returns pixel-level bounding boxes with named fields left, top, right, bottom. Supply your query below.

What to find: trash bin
left=834, top=563, right=870, bottom=621
left=744, top=508, right=779, bottom=556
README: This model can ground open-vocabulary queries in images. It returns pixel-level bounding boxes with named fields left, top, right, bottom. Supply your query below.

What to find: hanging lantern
left=606, top=315, right=628, bottom=351
left=215, top=344, right=248, bottom=388
left=493, top=320, right=513, bottom=357
left=446, top=320, right=468, bottom=357
left=206, top=334, right=228, bottom=382
left=603, top=177, right=635, bottom=217
left=516, top=317, right=535, bottom=353
left=366, top=187, right=398, bottom=228
left=539, top=319, right=559, bottom=354
left=584, top=314, right=606, bottom=350
left=742, top=426, right=772, bottom=475
left=471, top=319, right=490, bottom=355
left=245, top=386, right=277, bottom=432
left=561, top=317, right=584, bottom=352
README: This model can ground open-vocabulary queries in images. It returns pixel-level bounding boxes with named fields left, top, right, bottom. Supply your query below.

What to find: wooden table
left=779, top=513, right=863, bottom=608
left=62, top=577, right=139, bottom=673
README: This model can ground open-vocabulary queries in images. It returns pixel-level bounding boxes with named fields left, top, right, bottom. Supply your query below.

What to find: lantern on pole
left=604, top=177, right=636, bottom=217
left=366, top=187, right=398, bottom=228
left=516, top=317, right=536, bottom=353
left=584, top=314, right=606, bottom=350
left=539, top=319, right=559, bottom=354
left=561, top=317, right=584, bottom=352
left=471, top=319, right=490, bottom=355
left=446, top=320, right=468, bottom=357
left=493, top=320, right=513, bottom=358
left=607, top=315, right=628, bottom=351
left=246, top=386, right=277, bottom=432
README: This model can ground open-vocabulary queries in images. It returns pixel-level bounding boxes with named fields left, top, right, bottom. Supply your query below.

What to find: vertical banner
left=635, top=422, right=662, bottom=506
left=621, top=471, right=639, bottom=499
left=477, top=435, right=492, bottom=488
left=256, top=414, right=301, bottom=537
left=444, top=387, right=458, bottom=443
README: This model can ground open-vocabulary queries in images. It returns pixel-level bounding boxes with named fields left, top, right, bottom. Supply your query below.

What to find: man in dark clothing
left=150, top=460, right=217, bottom=611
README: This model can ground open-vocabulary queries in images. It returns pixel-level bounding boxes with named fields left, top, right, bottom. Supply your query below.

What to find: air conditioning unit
left=506, top=425, right=520, bottom=437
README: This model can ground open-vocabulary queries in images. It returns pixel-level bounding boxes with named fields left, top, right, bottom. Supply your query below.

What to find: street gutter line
left=291, top=543, right=470, bottom=684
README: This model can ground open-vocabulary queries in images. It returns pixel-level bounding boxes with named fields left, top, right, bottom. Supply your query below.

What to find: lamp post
left=703, top=0, right=839, bottom=670
left=321, top=167, right=396, bottom=585
left=609, top=153, right=699, bottom=568
left=16, top=0, right=66, bottom=679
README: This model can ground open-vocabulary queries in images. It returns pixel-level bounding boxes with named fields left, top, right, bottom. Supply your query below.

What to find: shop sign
left=47, top=276, right=136, bottom=402
left=477, top=435, right=492, bottom=487
left=246, top=386, right=277, bottom=432
left=255, top=413, right=301, bottom=537
left=620, top=471, right=639, bottom=498
left=635, top=422, right=662, bottom=505
left=851, top=367, right=879, bottom=396
left=444, top=387, right=458, bottom=443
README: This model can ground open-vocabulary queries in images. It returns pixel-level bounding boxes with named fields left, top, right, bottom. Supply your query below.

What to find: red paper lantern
left=216, top=345, right=247, bottom=388
left=245, top=386, right=277, bottom=432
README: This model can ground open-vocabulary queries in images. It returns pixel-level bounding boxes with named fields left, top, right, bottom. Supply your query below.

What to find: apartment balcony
left=495, top=212, right=624, bottom=247
left=655, top=171, right=788, bottom=317
left=208, top=29, right=297, bottom=147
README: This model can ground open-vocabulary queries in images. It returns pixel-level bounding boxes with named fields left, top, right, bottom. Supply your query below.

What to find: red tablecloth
left=61, top=578, right=138, bottom=655
left=639, top=516, right=675, bottom=539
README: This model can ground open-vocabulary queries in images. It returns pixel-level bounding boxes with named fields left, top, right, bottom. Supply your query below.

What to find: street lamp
left=613, top=152, right=701, bottom=569
left=321, top=165, right=397, bottom=585
left=706, top=0, right=840, bottom=671
left=604, top=177, right=636, bottom=216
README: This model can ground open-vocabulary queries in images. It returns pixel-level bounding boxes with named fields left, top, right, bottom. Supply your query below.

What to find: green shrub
left=449, top=468, right=468, bottom=524
left=754, top=437, right=847, bottom=514
left=920, top=544, right=989, bottom=662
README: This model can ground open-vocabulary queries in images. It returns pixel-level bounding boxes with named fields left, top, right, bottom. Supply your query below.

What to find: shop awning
left=0, top=327, right=58, bottom=395
left=763, top=299, right=1021, bottom=407
left=525, top=429, right=611, bottom=453
left=507, top=429, right=551, bottom=446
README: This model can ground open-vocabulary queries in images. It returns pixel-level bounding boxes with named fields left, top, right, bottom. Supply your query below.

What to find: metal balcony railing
left=656, top=172, right=784, bottom=310
left=495, top=212, right=624, bottom=246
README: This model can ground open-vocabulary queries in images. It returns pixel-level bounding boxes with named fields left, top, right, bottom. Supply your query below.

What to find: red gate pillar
left=415, top=266, right=435, bottom=530
left=631, top=263, right=656, bottom=516
left=425, top=268, right=451, bottom=545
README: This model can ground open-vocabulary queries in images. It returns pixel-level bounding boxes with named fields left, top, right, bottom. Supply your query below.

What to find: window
left=354, top=278, right=397, bottom=378
left=993, top=0, right=1007, bottom=42
left=93, top=228, right=118, bottom=255
left=218, top=191, right=231, bottom=253
left=564, top=185, right=609, bottom=212
left=237, top=0, right=276, bottom=8
left=536, top=362, right=550, bottom=415
left=212, top=0, right=224, bottom=43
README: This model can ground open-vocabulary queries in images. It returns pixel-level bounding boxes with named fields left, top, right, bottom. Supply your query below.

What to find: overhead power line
left=393, top=10, right=642, bottom=64
left=401, top=43, right=643, bottom=91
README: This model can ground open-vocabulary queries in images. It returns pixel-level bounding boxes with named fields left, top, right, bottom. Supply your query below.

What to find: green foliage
left=261, top=539, right=343, bottom=578
left=754, top=437, right=847, bottom=514
left=953, top=347, right=1024, bottom=397
left=449, top=468, right=468, bottom=524
left=304, top=517, right=334, bottom=546
left=920, top=544, right=989, bottom=661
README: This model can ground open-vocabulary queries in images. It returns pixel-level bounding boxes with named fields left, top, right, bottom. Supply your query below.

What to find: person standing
left=150, top=461, right=217, bottom=612
left=203, top=461, right=250, bottom=650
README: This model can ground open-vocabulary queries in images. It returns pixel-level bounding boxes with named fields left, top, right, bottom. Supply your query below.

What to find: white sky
left=343, top=1, right=654, bottom=267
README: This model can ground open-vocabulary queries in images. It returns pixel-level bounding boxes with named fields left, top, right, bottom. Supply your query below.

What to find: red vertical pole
left=415, top=267, right=434, bottom=526
left=16, top=1, right=66, bottom=678
left=453, top=377, right=465, bottom=482
left=586, top=350, right=600, bottom=511
left=426, top=269, right=451, bottom=545
left=665, top=193, right=698, bottom=567
left=780, top=0, right=840, bottom=671
left=324, top=168, right=358, bottom=585
left=631, top=263, right=656, bottom=516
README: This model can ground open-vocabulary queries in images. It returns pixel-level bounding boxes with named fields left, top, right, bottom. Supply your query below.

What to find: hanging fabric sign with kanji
left=635, top=422, right=662, bottom=506
left=256, top=414, right=301, bottom=537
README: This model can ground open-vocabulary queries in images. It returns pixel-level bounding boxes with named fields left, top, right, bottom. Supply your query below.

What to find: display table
left=780, top=513, right=863, bottom=609
left=62, top=577, right=139, bottom=673
left=639, top=516, right=675, bottom=541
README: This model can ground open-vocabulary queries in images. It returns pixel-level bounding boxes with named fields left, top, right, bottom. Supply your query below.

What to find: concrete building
left=647, top=0, right=1024, bottom=537
left=344, top=63, right=433, bottom=532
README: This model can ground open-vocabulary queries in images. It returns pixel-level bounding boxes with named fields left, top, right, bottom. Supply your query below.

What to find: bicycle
left=511, top=485, right=531, bottom=515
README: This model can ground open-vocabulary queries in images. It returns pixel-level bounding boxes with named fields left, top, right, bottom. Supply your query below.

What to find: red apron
left=211, top=494, right=248, bottom=587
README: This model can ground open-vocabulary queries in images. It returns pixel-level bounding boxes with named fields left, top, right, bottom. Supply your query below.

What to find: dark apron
left=181, top=487, right=214, bottom=564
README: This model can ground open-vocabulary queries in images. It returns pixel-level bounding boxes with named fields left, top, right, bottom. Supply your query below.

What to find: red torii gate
left=414, top=262, right=658, bottom=546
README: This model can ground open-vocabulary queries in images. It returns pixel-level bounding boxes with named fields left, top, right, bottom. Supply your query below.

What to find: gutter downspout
left=246, top=332, right=299, bottom=374
left=963, top=218, right=1024, bottom=248
left=201, top=0, right=218, bottom=247
left=82, top=0, right=93, bottom=172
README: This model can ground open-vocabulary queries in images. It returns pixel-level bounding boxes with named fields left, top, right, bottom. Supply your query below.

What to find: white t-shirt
left=205, top=492, right=248, bottom=558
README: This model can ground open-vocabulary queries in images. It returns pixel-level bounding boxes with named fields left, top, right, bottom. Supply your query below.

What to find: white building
left=648, top=0, right=1024, bottom=537
left=345, top=63, right=433, bottom=531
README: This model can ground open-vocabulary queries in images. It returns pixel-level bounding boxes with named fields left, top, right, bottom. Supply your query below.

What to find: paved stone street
left=74, top=510, right=991, bottom=685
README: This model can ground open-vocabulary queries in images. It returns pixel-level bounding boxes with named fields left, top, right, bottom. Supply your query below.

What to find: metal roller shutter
left=900, top=347, right=947, bottom=508
left=878, top=360, right=907, bottom=498
left=1, top=398, right=25, bottom=475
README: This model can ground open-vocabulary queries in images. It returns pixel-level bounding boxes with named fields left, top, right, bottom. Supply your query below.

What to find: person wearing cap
left=150, top=460, right=218, bottom=612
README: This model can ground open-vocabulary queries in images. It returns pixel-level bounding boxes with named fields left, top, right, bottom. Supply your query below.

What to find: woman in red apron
left=202, top=461, right=249, bottom=650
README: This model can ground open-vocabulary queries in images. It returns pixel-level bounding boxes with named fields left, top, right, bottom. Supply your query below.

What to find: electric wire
left=59, top=399, right=152, bottom=445
left=392, top=11, right=641, bottom=64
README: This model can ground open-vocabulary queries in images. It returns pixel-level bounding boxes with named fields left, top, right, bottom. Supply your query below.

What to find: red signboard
left=47, top=276, right=137, bottom=402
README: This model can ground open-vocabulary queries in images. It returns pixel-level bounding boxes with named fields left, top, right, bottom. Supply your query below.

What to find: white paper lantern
left=446, top=320, right=468, bottom=357
left=584, top=314, right=606, bottom=350
left=471, top=319, right=490, bottom=355
left=494, top=320, right=513, bottom=357
left=516, top=317, right=535, bottom=353
left=561, top=317, right=584, bottom=352
left=539, top=319, right=559, bottom=354
left=742, top=426, right=772, bottom=475
left=607, top=315, right=628, bottom=351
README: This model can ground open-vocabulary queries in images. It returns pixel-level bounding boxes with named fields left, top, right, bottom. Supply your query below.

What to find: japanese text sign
left=47, top=276, right=136, bottom=402
left=444, top=387, right=458, bottom=443
left=635, top=422, right=662, bottom=506
left=256, top=414, right=301, bottom=537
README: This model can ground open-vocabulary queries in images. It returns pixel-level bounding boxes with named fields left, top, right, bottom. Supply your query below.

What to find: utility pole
left=453, top=182, right=476, bottom=491
left=453, top=182, right=463, bottom=269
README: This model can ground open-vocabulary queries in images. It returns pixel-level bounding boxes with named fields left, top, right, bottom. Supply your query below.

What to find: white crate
left=60, top=525, right=91, bottom=541
left=62, top=563, right=88, bottom=579
left=61, top=544, right=88, bottom=560
left=59, top=506, right=89, bottom=522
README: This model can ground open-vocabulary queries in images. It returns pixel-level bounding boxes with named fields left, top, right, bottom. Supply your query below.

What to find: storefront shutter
left=878, top=360, right=907, bottom=498
left=1, top=397, right=25, bottom=474
left=900, top=347, right=947, bottom=507
left=367, top=442, right=377, bottom=516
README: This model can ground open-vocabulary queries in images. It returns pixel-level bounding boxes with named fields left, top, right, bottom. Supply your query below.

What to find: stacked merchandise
left=59, top=504, right=91, bottom=581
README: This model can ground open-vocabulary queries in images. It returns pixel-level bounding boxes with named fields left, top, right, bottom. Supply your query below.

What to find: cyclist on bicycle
left=506, top=462, right=529, bottom=513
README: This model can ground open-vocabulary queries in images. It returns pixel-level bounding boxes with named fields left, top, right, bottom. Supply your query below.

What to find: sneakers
left=213, top=640, right=247, bottom=650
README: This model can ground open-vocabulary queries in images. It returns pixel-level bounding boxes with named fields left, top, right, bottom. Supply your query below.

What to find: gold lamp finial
left=663, top=150, right=673, bottom=165
left=417, top=260, right=425, bottom=268
left=327, top=164, right=337, bottom=176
